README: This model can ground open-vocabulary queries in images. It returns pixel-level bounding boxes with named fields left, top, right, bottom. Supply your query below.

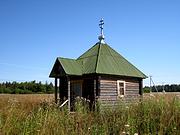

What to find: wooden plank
left=126, top=89, right=139, bottom=92
left=126, top=85, right=139, bottom=87
left=125, top=80, right=139, bottom=83
left=127, top=88, right=139, bottom=91
left=67, top=77, right=70, bottom=111
left=101, top=86, right=116, bottom=88
left=99, top=94, right=117, bottom=97
left=126, top=86, right=139, bottom=89
left=59, top=78, right=60, bottom=100
left=126, top=83, right=139, bottom=86
left=100, top=80, right=116, bottom=83
left=96, top=76, right=100, bottom=97
left=100, top=88, right=116, bottom=91
left=126, top=88, right=139, bottom=91
left=126, top=87, right=139, bottom=90
left=55, top=78, right=58, bottom=104
left=101, top=90, right=117, bottom=93
left=100, top=85, right=116, bottom=87
left=100, top=83, right=116, bottom=86
left=100, top=93, right=117, bottom=96
left=100, top=84, right=117, bottom=87
left=99, top=98, right=117, bottom=101
left=126, top=84, right=139, bottom=87
left=100, top=90, right=117, bottom=93
left=100, top=87, right=116, bottom=89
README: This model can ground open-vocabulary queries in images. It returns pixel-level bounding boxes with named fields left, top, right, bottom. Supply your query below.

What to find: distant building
left=49, top=19, right=147, bottom=110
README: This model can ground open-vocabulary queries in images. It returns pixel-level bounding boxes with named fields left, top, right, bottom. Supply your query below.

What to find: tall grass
left=1, top=94, right=180, bottom=134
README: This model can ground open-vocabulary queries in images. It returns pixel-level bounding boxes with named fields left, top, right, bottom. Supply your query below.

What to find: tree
left=0, top=81, right=54, bottom=94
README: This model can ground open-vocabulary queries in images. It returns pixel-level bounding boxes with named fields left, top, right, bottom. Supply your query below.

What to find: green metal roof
left=58, top=58, right=82, bottom=75
left=49, top=58, right=82, bottom=77
left=49, top=42, right=147, bottom=78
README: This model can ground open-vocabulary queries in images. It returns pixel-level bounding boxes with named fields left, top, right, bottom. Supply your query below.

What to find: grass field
left=1, top=93, right=180, bottom=135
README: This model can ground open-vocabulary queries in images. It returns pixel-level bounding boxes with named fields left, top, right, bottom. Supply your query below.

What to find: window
left=117, top=81, right=125, bottom=97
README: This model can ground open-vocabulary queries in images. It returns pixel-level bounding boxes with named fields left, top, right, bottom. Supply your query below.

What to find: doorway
left=70, top=80, right=82, bottom=109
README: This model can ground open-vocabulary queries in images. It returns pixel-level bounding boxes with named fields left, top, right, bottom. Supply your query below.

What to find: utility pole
left=149, top=75, right=158, bottom=92
left=149, top=75, right=152, bottom=93
left=162, top=82, right=165, bottom=93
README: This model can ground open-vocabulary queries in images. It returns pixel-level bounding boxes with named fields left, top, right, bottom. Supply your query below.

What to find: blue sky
left=0, top=0, right=179, bottom=86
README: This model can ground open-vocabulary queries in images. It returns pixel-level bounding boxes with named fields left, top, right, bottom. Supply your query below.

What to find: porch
left=54, top=76, right=100, bottom=111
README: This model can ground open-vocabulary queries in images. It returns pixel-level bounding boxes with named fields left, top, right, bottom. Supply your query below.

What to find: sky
left=0, top=0, right=180, bottom=86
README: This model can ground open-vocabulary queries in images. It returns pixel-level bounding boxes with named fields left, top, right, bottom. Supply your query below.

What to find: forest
left=143, top=84, right=180, bottom=93
left=0, top=81, right=54, bottom=94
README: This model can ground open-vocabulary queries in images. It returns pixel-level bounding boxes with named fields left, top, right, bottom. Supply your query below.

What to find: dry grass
left=1, top=93, right=180, bottom=135
left=144, top=92, right=180, bottom=101
left=0, top=94, right=53, bottom=103
left=0, top=94, right=54, bottom=112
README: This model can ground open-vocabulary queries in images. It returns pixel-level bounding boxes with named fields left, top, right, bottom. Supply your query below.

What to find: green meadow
left=0, top=94, right=180, bottom=135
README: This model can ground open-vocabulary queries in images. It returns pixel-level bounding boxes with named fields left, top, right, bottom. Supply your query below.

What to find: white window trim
left=117, top=80, right=126, bottom=98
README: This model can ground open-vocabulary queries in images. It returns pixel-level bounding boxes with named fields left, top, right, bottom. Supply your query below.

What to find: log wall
left=99, top=79, right=118, bottom=106
left=125, top=79, right=140, bottom=101
left=98, top=76, right=142, bottom=106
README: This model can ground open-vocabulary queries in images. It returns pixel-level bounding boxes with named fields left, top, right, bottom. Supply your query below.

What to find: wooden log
left=100, top=89, right=117, bottom=93
left=126, top=83, right=139, bottom=86
left=100, top=93, right=117, bottom=96
left=100, top=88, right=117, bottom=92
left=99, top=97, right=117, bottom=101
left=100, top=86, right=117, bottom=89
left=126, top=89, right=139, bottom=92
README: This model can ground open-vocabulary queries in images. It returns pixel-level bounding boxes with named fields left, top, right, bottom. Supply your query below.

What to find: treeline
left=0, top=81, right=54, bottom=94
left=143, top=84, right=180, bottom=93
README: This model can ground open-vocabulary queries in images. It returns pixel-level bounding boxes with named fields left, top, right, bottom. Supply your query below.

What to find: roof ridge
left=77, top=43, right=99, bottom=59
left=58, top=57, right=76, bottom=60
left=95, top=43, right=101, bottom=73
left=76, top=54, right=99, bottom=60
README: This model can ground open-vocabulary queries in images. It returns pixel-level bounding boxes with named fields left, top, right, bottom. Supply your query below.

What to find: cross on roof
left=99, top=18, right=104, bottom=35
left=98, top=19, right=105, bottom=43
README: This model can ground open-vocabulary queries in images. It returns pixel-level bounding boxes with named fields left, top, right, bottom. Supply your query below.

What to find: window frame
left=117, top=80, right=126, bottom=97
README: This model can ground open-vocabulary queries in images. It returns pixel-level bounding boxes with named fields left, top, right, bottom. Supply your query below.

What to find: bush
left=3, top=88, right=12, bottom=93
